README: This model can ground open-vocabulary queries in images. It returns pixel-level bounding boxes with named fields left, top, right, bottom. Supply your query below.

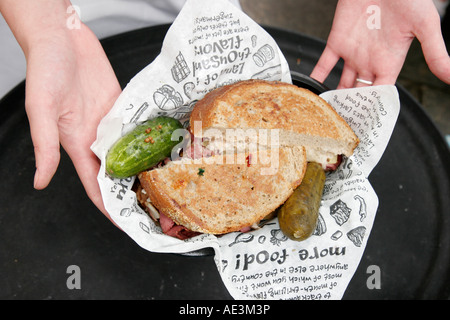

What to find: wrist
left=0, top=0, right=74, bottom=55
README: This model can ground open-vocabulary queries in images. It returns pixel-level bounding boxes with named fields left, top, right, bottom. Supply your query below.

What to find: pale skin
left=0, top=0, right=448, bottom=224
left=311, top=0, right=450, bottom=88
left=0, top=0, right=121, bottom=223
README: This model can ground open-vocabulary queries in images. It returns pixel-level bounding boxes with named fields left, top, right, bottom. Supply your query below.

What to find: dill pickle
left=105, top=116, right=183, bottom=179
left=277, top=162, right=326, bottom=241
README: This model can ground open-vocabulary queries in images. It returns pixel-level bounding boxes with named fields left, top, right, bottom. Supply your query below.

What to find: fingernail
left=33, top=170, right=39, bottom=189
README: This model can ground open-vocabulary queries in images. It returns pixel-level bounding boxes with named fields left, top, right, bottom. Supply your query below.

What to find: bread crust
left=190, top=79, right=359, bottom=158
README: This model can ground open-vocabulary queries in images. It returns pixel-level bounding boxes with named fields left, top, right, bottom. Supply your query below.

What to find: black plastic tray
left=0, top=25, right=449, bottom=300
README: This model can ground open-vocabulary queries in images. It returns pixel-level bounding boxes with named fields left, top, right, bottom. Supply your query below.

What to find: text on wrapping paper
left=193, top=35, right=251, bottom=84
left=233, top=246, right=346, bottom=271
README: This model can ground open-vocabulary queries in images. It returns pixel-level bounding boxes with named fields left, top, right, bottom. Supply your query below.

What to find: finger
left=25, top=103, right=61, bottom=190
left=416, top=17, right=450, bottom=84
left=65, top=141, right=119, bottom=228
left=310, top=46, right=341, bottom=83
left=79, top=156, right=120, bottom=229
left=372, top=73, right=397, bottom=86
left=355, top=73, right=375, bottom=87
left=337, top=64, right=357, bottom=89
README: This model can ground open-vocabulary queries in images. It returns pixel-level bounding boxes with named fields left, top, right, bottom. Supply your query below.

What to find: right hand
left=311, top=0, right=450, bottom=88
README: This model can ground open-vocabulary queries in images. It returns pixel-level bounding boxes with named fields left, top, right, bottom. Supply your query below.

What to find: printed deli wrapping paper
left=91, top=0, right=400, bottom=300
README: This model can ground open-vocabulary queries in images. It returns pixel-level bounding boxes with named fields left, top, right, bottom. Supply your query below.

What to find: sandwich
left=136, top=79, right=359, bottom=239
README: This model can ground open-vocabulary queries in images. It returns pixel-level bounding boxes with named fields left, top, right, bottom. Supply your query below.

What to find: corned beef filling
left=159, top=212, right=200, bottom=240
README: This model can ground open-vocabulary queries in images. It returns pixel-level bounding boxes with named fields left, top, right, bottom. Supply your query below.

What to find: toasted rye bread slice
left=138, top=146, right=307, bottom=234
left=190, top=79, right=359, bottom=165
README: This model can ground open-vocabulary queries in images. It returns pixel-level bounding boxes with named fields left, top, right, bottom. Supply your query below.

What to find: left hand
left=311, top=0, right=450, bottom=88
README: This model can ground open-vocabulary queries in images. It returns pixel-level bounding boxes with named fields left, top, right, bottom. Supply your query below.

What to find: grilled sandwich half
left=139, top=146, right=307, bottom=235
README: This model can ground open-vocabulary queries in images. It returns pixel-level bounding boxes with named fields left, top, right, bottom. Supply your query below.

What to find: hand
left=0, top=0, right=122, bottom=223
left=311, top=0, right=450, bottom=88
left=25, top=23, right=121, bottom=222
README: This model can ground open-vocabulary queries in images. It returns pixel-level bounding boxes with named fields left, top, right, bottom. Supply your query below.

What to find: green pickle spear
left=277, top=162, right=326, bottom=241
left=106, top=116, right=183, bottom=179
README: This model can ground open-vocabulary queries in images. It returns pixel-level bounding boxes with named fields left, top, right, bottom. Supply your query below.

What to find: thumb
left=26, top=104, right=61, bottom=190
